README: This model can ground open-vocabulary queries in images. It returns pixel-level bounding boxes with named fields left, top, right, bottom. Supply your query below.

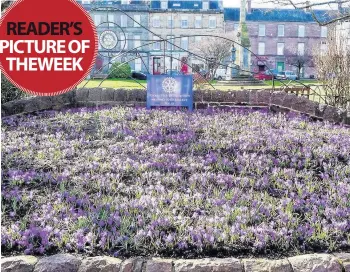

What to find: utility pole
left=170, top=11, right=173, bottom=74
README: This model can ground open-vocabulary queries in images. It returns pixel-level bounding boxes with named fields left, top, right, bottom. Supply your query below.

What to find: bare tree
left=285, top=47, right=313, bottom=79
left=193, top=34, right=233, bottom=80
left=313, top=25, right=350, bottom=108
left=1, top=0, right=13, bottom=11
left=258, top=0, right=350, bottom=25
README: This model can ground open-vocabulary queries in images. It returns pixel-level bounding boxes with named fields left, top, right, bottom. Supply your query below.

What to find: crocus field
left=1, top=107, right=350, bottom=258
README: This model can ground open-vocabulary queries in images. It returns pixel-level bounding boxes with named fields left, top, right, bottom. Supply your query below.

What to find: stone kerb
left=1, top=88, right=349, bottom=125
left=2, top=253, right=350, bottom=272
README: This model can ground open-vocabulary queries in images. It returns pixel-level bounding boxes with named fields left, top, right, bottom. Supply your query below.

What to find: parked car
left=254, top=70, right=274, bottom=81
left=198, top=69, right=209, bottom=78
left=267, top=69, right=279, bottom=79
left=131, top=71, right=147, bottom=80
left=277, top=71, right=298, bottom=80
left=214, top=68, right=227, bottom=80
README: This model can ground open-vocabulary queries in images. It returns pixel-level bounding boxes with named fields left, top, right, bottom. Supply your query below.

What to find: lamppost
left=226, top=44, right=237, bottom=80
left=170, top=11, right=173, bottom=74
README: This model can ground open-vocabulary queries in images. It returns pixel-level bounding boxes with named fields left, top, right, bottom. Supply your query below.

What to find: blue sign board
left=147, top=75, right=193, bottom=110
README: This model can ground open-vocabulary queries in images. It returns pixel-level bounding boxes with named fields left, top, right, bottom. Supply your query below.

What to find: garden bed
left=1, top=107, right=350, bottom=258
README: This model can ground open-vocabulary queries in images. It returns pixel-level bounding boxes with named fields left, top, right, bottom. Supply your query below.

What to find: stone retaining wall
left=1, top=88, right=349, bottom=125
left=1, top=253, right=350, bottom=272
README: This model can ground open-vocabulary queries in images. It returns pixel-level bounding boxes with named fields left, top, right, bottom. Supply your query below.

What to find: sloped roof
left=224, top=7, right=334, bottom=23
left=151, top=0, right=223, bottom=10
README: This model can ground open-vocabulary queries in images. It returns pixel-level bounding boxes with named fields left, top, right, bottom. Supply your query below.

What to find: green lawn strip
left=78, top=79, right=147, bottom=89
left=77, top=79, right=326, bottom=103
left=265, top=80, right=321, bottom=87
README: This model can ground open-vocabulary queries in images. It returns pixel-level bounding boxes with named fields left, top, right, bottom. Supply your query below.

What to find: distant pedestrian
left=180, top=57, right=189, bottom=75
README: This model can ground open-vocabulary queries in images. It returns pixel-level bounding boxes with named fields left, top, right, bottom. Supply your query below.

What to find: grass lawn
left=265, top=80, right=321, bottom=87
left=78, top=79, right=147, bottom=89
left=78, top=79, right=328, bottom=103
left=79, top=79, right=271, bottom=90
left=79, top=79, right=323, bottom=90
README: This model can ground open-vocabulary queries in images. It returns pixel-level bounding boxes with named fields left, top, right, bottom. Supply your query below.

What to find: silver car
left=277, top=71, right=299, bottom=80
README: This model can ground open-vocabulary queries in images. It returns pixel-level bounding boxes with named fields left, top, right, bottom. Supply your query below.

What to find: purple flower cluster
left=1, top=107, right=350, bottom=257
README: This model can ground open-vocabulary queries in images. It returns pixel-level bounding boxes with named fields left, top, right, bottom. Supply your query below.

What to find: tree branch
left=311, top=11, right=350, bottom=25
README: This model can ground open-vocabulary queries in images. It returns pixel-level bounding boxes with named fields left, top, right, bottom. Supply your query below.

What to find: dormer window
left=161, top=1, right=167, bottom=9
left=203, top=1, right=209, bottom=10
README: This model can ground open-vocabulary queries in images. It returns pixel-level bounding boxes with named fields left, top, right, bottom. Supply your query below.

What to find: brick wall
left=2, top=89, right=349, bottom=125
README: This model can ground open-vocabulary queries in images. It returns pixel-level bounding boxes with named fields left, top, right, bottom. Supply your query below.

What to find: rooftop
left=78, top=1, right=150, bottom=11
left=224, top=7, right=334, bottom=23
left=150, top=0, right=223, bottom=10
left=77, top=0, right=223, bottom=10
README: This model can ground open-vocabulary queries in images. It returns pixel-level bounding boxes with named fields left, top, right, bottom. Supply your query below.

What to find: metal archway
left=78, top=5, right=346, bottom=107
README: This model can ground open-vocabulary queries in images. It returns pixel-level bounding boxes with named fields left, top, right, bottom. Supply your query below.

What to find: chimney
left=247, top=0, right=251, bottom=14
left=338, top=0, right=342, bottom=11
left=240, top=0, right=246, bottom=23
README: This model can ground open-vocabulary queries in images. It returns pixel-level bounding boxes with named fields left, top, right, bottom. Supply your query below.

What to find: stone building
left=225, top=6, right=332, bottom=78
left=79, top=0, right=151, bottom=75
left=337, top=20, right=350, bottom=47
left=148, top=0, right=225, bottom=74
left=79, top=0, right=335, bottom=78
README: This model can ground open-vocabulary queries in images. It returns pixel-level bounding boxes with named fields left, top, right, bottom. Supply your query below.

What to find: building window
left=121, top=0, right=129, bottom=4
left=258, top=42, right=265, bottom=55
left=321, top=26, right=327, bottom=37
left=298, top=25, right=305, bottom=37
left=181, top=37, right=188, bottom=50
left=108, top=14, right=114, bottom=27
left=209, top=16, right=217, bottom=28
left=135, top=58, right=142, bottom=71
left=297, top=43, right=305, bottom=56
left=134, top=15, right=141, bottom=27
left=121, top=15, right=127, bottom=27
left=121, top=33, right=128, bottom=50
left=153, top=36, right=161, bottom=50
left=195, top=36, right=202, bottom=43
left=195, top=16, right=202, bottom=28
left=259, top=24, right=265, bottom=36
left=181, top=16, right=188, bottom=28
left=278, top=25, right=284, bottom=37
left=320, top=41, right=327, bottom=53
left=161, top=1, right=167, bottom=9
left=134, top=35, right=141, bottom=49
left=277, top=42, right=284, bottom=55
left=167, top=35, right=175, bottom=50
left=94, top=14, right=101, bottom=26
left=203, top=1, right=209, bottom=10
left=167, top=16, right=173, bottom=28
left=153, top=16, right=160, bottom=27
